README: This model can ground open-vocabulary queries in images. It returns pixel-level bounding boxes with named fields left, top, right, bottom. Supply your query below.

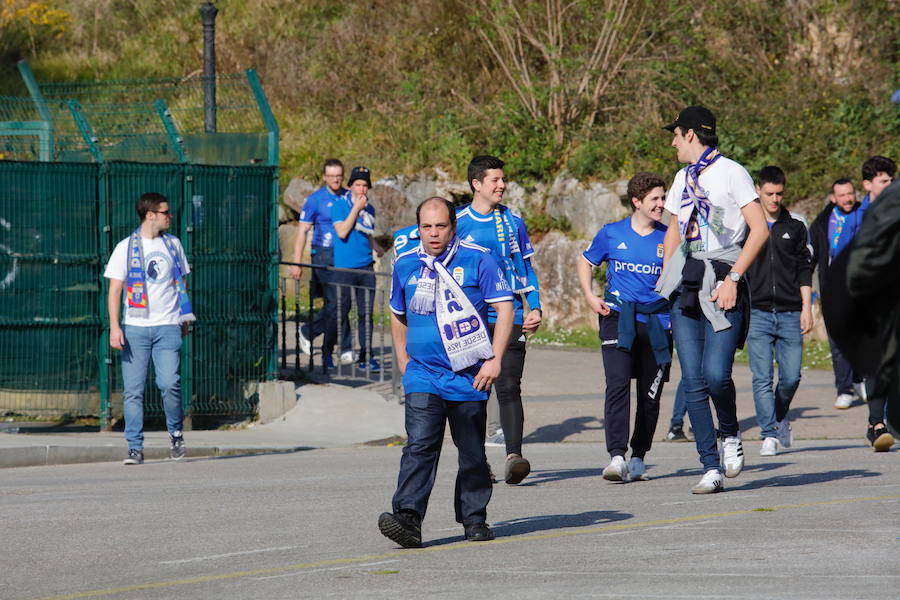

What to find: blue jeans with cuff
left=121, top=324, right=183, bottom=450
left=670, top=295, right=744, bottom=472
left=746, top=309, right=802, bottom=439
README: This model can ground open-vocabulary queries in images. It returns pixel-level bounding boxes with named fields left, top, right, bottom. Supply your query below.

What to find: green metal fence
left=0, top=160, right=278, bottom=424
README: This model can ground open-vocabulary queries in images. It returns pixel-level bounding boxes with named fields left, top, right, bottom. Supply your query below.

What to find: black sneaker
left=666, top=425, right=687, bottom=441
left=464, top=522, right=494, bottom=542
left=867, top=424, right=895, bottom=452
left=123, top=449, right=144, bottom=465
left=378, top=510, right=422, bottom=548
left=170, top=432, right=186, bottom=460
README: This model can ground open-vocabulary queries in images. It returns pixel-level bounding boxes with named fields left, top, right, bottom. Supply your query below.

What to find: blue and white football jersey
left=392, top=223, right=420, bottom=257
left=582, top=217, right=669, bottom=327
left=391, top=243, right=512, bottom=401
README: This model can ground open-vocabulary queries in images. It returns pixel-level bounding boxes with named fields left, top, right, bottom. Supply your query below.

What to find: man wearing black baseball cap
left=655, top=105, right=769, bottom=494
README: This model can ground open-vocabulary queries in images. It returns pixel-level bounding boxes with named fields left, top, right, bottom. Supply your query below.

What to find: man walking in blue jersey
left=290, top=158, right=353, bottom=369
left=379, top=197, right=513, bottom=548
left=456, top=155, right=542, bottom=485
left=577, top=172, right=672, bottom=482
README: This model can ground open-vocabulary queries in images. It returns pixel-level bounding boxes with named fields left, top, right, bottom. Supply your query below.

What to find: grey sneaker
left=123, top=448, right=144, bottom=465
left=485, top=428, right=505, bottom=448
left=628, top=457, right=650, bottom=480
left=170, top=432, right=186, bottom=460
left=776, top=418, right=793, bottom=448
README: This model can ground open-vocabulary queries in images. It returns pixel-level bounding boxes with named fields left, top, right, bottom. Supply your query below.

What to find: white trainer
left=776, top=418, right=793, bottom=448
left=691, top=469, right=723, bottom=494
left=628, top=457, right=650, bottom=481
left=853, top=381, right=867, bottom=402
left=760, top=437, right=777, bottom=456
left=297, top=327, right=311, bottom=355
left=721, top=435, right=744, bottom=478
left=339, top=350, right=355, bottom=365
left=834, top=394, right=854, bottom=409
left=602, top=455, right=630, bottom=482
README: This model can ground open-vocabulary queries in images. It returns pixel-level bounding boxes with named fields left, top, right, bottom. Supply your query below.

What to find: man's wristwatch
left=727, top=271, right=741, bottom=283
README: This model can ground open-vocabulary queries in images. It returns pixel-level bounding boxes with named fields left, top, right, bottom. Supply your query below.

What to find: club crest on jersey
left=657, top=244, right=664, bottom=258
left=453, top=266, right=464, bottom=284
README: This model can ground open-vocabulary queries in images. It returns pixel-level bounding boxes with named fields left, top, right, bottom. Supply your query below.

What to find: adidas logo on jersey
left=617, top=241, right=628, bottom=250
left=464, top=234, right=476, bottom=242
left=407, top=275, right=418, bottom=285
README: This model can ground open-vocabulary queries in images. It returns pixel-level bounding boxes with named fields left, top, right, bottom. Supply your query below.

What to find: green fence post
left=181, top=166, right=194, bottom=430
left=97, top=162, right=113, bottom=431
left=245, top=69, right=279, bottom=167
left=154, top=99, right=189, bottom=164
left=68, top=100, right=104, bottom=163
left=16, top=60, right=54, bottom=161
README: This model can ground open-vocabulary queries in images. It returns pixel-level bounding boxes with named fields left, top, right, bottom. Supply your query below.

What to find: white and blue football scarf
left=125, top=229, right=195, bottom=322
left=408, top=236, right=494, bottom=371
left=493, top=206, right=533, bottom=294
left=341, top=191, right=376, bottom=235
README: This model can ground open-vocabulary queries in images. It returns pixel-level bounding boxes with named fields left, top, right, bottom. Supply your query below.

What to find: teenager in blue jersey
left=378, top=197, right=513, bottom=548
left=577, top=172, right=672, bottom=482
left=455, top=155, right=541, bottom=486
left=290, top=158, right=352, bottom=369
left=331, top=166, right=383, bottom=372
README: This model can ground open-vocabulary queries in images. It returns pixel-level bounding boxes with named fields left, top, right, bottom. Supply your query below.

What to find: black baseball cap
left=663, top=106, right=716, bottom=135
left=348, top=166, right=371, bottom=186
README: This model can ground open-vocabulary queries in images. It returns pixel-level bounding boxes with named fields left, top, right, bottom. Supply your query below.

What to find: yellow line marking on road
left=37, top=494, right=900, bottom=600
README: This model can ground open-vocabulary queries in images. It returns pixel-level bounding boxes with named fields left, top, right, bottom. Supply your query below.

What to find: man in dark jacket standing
left=809, top=178, right=866, bottom=409
left=745, top=167, right=813, bottom=456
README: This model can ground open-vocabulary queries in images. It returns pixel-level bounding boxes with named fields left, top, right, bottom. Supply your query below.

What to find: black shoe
left=123, top=448, right=144, bottom=465
left=464, top=522, right=494, bottom=542
left=170, top=432, right=186, bottom=460
left=504, top=456, right=531, bottom=485
left=666, top=425, right=687, bottom=441
left=867, top=424, right=895, bottom=452
left=378, top=510, right=422, bottom=548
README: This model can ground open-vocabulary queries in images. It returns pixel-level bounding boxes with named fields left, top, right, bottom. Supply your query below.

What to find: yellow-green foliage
left=2, top=0, right=899, bottom=206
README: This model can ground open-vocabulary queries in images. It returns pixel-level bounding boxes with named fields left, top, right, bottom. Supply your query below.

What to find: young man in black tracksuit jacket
left=744, top=167, right=813, bottom=456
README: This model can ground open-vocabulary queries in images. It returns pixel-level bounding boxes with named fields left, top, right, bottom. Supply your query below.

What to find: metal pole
left=200, top=2, right=218, bottom=133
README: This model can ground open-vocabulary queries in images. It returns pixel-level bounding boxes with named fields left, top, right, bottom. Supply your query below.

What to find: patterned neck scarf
left=126, top=229, right=195, bottom=322
left=678, top=146, right=722, bottom=240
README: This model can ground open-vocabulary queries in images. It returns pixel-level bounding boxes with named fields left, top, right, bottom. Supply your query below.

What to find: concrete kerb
left=0, top=381, right=405, bottom=469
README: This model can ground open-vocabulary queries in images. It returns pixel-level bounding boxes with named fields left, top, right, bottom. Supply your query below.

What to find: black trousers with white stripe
left=599, top=311, right=672, bottom=460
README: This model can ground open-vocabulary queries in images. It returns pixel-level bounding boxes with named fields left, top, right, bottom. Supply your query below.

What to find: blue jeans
left=304, top=246, right=351, bottom=356
left=670, top=295, right=744, bottom=472
left=392, top=393, right=492, bottom=525
left=670, top=380, right=688, bottom=429
left=746, top=309, right=803, bottom=438
left=121, top=324, right=183, bottom=450
left=827, top=331, right=860, bottom=395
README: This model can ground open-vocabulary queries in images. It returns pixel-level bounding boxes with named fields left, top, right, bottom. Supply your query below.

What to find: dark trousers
left=600, top=312, right=670, bottom=459
left=827, top=332, right=861, bottom=395
left=392, top=393, right=492, bottom=525
left=333, top=264, right=376, bottom=362
left=305, top=247, right=351, bottom=356
left=488, top=323, right=527, bottom=456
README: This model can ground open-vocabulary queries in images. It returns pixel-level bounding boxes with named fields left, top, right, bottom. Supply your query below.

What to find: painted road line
left=36, top=494, right=900, bottom=600
left=160, top=545, right=308, bottom=565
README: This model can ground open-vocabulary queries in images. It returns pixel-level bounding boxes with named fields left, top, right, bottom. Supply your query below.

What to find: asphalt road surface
left=4, top=439, right=898, bottom=600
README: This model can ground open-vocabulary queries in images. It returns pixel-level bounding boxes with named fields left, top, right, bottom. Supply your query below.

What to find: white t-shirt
left=104, top=235, right=191, bottom=327
left=664, top=156, right=758, bottom=253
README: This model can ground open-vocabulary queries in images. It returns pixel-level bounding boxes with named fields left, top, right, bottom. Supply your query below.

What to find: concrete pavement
left=0, top=345, right=888, bottom=469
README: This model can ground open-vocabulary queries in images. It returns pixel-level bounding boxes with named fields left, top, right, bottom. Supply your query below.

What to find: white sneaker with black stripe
left=691, top=469, right=724, bottom=494
left=721, top=435, right=744, bottom=478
